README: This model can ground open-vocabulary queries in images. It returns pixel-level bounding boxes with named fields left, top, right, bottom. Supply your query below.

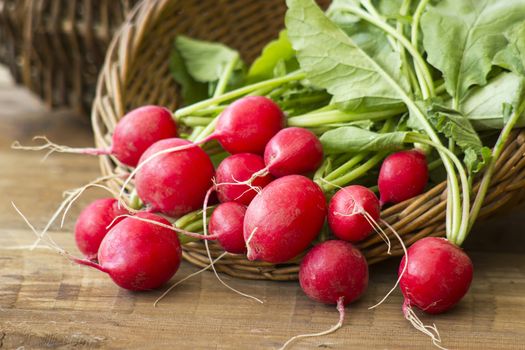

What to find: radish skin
left=76, top=213, right=182, bottom=291
left=300, top=240, right=368, bottom=305
left=378, top=149, right=428, bottom=205
left=243, top=175, right=326, bottom=263
left=74, top=198, right=128, bottom=260
left=399, top=237, right=473, bottom=314
left=208, top=202, right=248, bottom=254
left=215, top=153, right=274, bottom=205
left=135, top=138, right=214, bottom=217
left=328, top=185, right=380, bottom=242
left=263, top=127, right=324, bottom=177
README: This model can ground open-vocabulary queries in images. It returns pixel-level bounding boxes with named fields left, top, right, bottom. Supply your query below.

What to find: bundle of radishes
left=14, top=0, right=525, bottom=348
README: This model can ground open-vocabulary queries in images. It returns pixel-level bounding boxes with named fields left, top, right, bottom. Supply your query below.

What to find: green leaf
left=320, top=126, right=408, bottom=154
left=493, top=21, right=525, bottom=76
left=428, top=104, right=491, bottom=174
left=421, top=0, right=525, bottom=102
left=462, top=72, right=525, bottom=130
left=175, top=35, right=243, bottom=83
left=285, top=0, right=409, bottom=106
left=169, top=47, right=209, bottom=105
left=247, top=30, right=296, bottom=83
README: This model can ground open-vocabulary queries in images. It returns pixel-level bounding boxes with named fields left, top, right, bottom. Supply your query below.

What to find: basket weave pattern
left=0, top=0, right=137, bottom=113
left=92, top=0, right=525, bottom=281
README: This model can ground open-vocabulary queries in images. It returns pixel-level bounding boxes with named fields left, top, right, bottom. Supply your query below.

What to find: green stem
left=360, top=0, right=398, bottom=49
left=467, top=101, right=525, bottom=242
left=324, top=153, right=368, bottom=181
left=194, top=117, right=218, bottom=142
left=320, top=151, right=387, bottom=191
left=410, top=0, right=431, bottom=99
left=182, top=116, right=215, bottom=127
left=190, top=105, right=226, bottom=116
left=213, top=55, right=239, bottom=97
left=174, top=71, right=305, bottom=118
left=188, top=126, right=205, bottom=142
left=395, top=0, right=421, bottom=97
left=288, top=106, right=405, bottom=127
left=408, top=133, right=470, bottom=244
left=342, top=5, right=434, bottom=98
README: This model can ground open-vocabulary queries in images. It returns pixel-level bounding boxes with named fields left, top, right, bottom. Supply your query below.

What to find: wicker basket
left=92, top=0, right=525, bottom=281
left=0, top=0, right=138, bottom=114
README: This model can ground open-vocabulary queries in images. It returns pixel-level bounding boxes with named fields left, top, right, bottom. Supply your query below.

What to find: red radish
left=75, top=212, right=182, bottom=291
left=215, top=153, right=274, bottom=205
left=213, top=96, right=285, bottom=154
left=135, top=138, right=214, bottom=217
left=110, top=106, right=178, bottom=166
left=263, top=127, right=324, bottom=177
left=300, top=240, right=368, bottom=305
left=378, top=149, right=428, bottom=205
left=243, top=175, right=326, bottom=263
left=74, top=198, right=128, bottom=260
left=12, top=105, right=178, bottom=167
left=328, top=185, right=380, bottom=242
left=208, top=202, right=248, bottom=254
left=281, top=240, right=368, bottom=349
left=399, top=237, right=473, bottom=314
left=121, top=96, right=284, bottom=199
left=134, top=96, right=284, bottom=158
left=398, top=237, right=473, bottom=348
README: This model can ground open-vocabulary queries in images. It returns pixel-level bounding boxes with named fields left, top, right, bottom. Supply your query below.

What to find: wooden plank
left=1, top=83, right=524, bottom=349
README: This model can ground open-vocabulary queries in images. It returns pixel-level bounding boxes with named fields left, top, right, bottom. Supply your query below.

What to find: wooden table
left=1, top=74, right=524, bottom=350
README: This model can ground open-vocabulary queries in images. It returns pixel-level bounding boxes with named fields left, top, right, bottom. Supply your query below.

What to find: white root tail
left=279, top=296, right=345, bottom=350
left=403, top=300, right=448, bottom=350
left=153, top=252, right=228, bottom=307
left=368, top=219, right=408, bottom=310
left=201, top=186, right=263, bottom=304
left=30, top=174, right=128, bottom=250
left=11, top=202, right=105, bottom=273
left=11, top=136, right=109, bottom=162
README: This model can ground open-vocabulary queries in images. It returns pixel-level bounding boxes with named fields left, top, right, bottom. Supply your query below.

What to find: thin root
left=153, top=252, right=228, bottom=307
left=368, top=219, right=408, bottom=310
left=279, top=296, right=345, bottom=350
left=201, top=187, right=263, bottom=304
left=403, top=301, right=448, bottom=350
left=107, top=214, right=217, bottom=240
left=30, top=174, right=124, bottom=250
left=11, top=136, right=109, bottom=162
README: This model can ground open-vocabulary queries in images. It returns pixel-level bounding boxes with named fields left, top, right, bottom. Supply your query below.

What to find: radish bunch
left=14, top=11, right=489, bottom=346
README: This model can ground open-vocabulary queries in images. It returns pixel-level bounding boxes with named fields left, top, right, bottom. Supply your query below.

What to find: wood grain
left=1, top=82, right=524, bottom=349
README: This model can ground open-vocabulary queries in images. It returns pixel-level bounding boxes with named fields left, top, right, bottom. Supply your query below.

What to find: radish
left=212, top=96, right=285, bottom=154
left=328, top=185, right=380, bottom=242
left=280, top=240, right=368, bottom=349
left=215, top=153, right=274, bottom=205
left=120, top=96, right=284, bottom=201
left=399, top=237, right=473, bottom=348
left=12, top=105, right=178, bottom=167
left=244, top=175, right=326, bottom=263
left=378, top=149, right=429, bottom=205
left=135, top=138, right=214, bottom=217
left=74, top=198, right=129, bottom=260
left=263, top=127, right=324, bottom=177
left=135, top=96, right=284, bottom=157
left=75, top=212, right=182, bottom=291
left=208, top=202, right=247, bottom=254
